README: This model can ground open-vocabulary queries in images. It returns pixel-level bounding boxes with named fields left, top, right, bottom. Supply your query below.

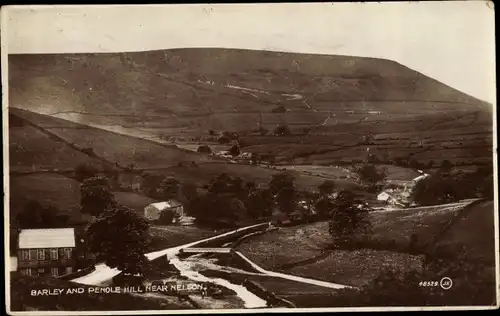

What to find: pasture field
left=431, top=200, right=496, bottom=263
left=113, top=191, right=158, bottom=215
left=237, top=201, right=474, bottom=271
left=148, top=225, right=228, bottom=252
left=9, top=173, right=88, bottom=223
left=277, top=165, right=355, bottom=180
left=236, top=222, right=330, bottom=269
left=150, top=162, right=360, bottom=191
left=9, top=116, right=105, bottom=173
left=369, top=201, right=474, bottom=249
left=10, top=108, right=215, bottom=170
left=376, top=164, right=421, bottom=181
left=288, top=249, right=423, bottom=288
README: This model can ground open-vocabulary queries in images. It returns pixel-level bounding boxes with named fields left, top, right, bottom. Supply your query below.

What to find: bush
left=197, top=145, right=212, bottom=154
left=271, top=106, right=286, bottom=113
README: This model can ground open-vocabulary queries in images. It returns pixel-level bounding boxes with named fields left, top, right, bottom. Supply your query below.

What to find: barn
left=144, top=200, right=184, bottom=224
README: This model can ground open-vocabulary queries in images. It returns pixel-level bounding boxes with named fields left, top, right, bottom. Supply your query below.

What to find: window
left=37, top=249, right=45, bottom=260
left=51, top=267, right=59, bottom=277
left=65, top=267, right=73, bottom=275
left=64, top=248, right=72, bottom=260
left=37, top=268, right=45, bottom=275
left=21, top=250, right=30, bottom=261
left=50, top=249, right=58, bottom=260
left=21, top=268, right=32, bottom=276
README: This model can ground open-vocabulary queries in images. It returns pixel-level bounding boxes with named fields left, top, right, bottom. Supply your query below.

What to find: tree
left=74, top=163, right=99, bottom=182
left=227, top=177, right=246, bottom=199
left=246, top=188, right=274, bottom=219
left=274, top=124, right=291, bottom=136
left=158, top=209, right=175, bottom=225
left=86, top=205, right=150, bottom=275
left=250, top=153, right=259, bottom=165
left=328, top=190, right=373, bottom=245
left=140, top=172, right=166, bottom=199
left=229, top=144, right=241, bottom=157
left=180, top=183, right=198, bottom=203
left=15, top=200, right=69, bottom=229
left=315, top=197, right=335, bottom=219
left=80, top=176, right=116, bottom=216
left=218, top=135, right=231, bottom=144
left=160, top=177, right=180, bottom=200
left=197, top=145, right=212, bottom=154
left=208, top=173, right=231, bottom=194
left=440, top=160, right=453, bottom=173
left=269, top=172, right=297, bottom=214
left=271, top=106, right=286, bottom=113
left=411, top=172, right=459, bottom=206
left=356, top=164, right=386, bottom=185
left=318, top=180, right=336, bottom=197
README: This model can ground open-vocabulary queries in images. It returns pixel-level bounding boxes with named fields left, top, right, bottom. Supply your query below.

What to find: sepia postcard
left=2, top=2, right=498, bottom=314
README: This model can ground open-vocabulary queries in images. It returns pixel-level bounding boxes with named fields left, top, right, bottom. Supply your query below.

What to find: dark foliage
left=86, top=205, right=150, bottom=275
left=80, top=176, right=116, bottom=216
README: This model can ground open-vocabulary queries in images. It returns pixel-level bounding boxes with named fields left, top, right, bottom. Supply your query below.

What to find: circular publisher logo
left=440, top=277, right=453, bottom=290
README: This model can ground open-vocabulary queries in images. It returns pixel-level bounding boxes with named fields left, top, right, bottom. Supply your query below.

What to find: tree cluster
left=80, top=176, right=150, bottom=276
left=412, top=165, right=494, bottom=206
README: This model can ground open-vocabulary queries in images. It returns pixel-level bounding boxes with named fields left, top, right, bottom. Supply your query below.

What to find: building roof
left=18, top=228, right=76, bottom=249
left=412, top=174, right=429, bottom=182
left=147, top=200, right=183, bottom=210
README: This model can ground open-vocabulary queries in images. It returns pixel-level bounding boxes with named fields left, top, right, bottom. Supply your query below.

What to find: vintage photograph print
left=2, top=2, right=498, bottom=314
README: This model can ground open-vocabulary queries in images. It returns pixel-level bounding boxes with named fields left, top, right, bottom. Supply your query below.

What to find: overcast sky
left=2, top=2, right=496, bottom=103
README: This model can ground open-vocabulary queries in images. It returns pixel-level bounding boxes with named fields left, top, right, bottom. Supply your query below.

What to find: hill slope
left=9, top=107, right=216, bottom=170
left=8, top=48, right=493, bottom=165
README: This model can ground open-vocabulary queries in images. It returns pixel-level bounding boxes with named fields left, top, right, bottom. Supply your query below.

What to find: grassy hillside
left=9, top=112, right=107, bottom=173
left=9, top=173, right=90, bottom=224
left=430, top=200, right=496, bottom=263
left=8, top=48, right=493, bottom=166
left=10, top=107, right=217, bottom=169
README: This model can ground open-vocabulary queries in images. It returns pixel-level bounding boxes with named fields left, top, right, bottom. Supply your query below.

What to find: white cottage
left=144, top=200, right=184, bottom=223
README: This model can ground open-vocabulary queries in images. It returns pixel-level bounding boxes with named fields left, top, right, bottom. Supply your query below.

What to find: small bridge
left=180, top=248, right=233, bottom=254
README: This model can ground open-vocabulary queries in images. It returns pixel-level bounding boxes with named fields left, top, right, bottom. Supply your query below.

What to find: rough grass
left=9, top=119, right=104, bottom=173
left=369, top=201, right=474, bottom=249
left=9, top=173, right=90, bottom=223
left=288, top=249, right=424, bottom=288
left=237, top=201, right=473, bottom=272
left=10, top=108, right=215, bottom=170
left=9, top=273, right=192, bottom=311
left=152, top=162, right=360, bottom=191
left=237, top=222, right=330, bottom=269
left=431, top=200, right=496, bottom=263
left=9, top=50, right=492, bottom=168
left=113, top=191, right=158, bottom=215
left=148, top=225, right=229, bottom=252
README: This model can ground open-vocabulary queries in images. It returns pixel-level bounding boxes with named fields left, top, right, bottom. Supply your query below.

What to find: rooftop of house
left=18, top=228, right=76, bottom=249
left=147, top=200, right=183, bottom=210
